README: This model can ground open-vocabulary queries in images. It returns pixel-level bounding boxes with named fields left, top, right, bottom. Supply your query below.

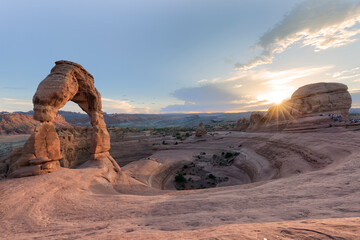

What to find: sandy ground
left=1, top=128, right=360, bottom=239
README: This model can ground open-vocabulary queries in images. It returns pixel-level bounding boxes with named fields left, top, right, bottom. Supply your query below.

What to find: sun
left=257, top=92, right=286, bottom=105
left=271, top=95, right=285, bottom=105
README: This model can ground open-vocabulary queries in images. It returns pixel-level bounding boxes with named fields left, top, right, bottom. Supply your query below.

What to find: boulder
left=287, top=82, right=352, bottom=119
left=247, top=82, right=352, bottom=131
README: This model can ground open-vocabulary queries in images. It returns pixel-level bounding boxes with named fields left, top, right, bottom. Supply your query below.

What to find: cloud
left=162, top=65, right=332, bottom=113
left=0, top=98, right=32, bottom=112
left=235, top=0, right=360, bottom=70
left=332, top=67, right=360, bottom=81
left=0, top=97, right=150, bottom=114
left=101, top=98, right=150, bottom=113
left=162, top=102, right=270, bottom=113
left=171, top=85, right=240, bottom=105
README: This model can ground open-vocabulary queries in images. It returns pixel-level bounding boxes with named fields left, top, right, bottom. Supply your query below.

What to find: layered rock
left=247, top=82, right=352, bottom=131
left=8, top=123, right=62, bottom=177
left=287, top=82, right=352, bottom=119
left=195, top=122, right=207, bottom=137
left=9, top=61, right=120, bottom=177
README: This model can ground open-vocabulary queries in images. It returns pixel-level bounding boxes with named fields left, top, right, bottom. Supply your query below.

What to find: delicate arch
left=9, top=61, right=120, bottom=178
left=33, top=60, right=110, bottom=154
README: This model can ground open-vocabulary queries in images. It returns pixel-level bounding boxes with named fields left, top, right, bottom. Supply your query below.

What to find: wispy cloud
left=102, top=98, right=150, bottom=113
left=0, top=98, right=32, bottom=112
left=235, top=0, right=360, bottom=70
left=0, top=98, right=32, bottom=106
left=332, top=67, right=360, bottom=81
left=0, top=97, right=151, bottom=114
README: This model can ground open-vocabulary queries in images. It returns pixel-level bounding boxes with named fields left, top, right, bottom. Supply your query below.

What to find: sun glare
left=257, top=92, right=286, bottom=105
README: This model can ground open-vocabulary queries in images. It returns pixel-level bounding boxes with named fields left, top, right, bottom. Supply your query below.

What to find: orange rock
left=9, top=60, right=119, bottom=178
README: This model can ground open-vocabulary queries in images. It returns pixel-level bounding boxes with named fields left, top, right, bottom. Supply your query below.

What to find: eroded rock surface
left=288, top=82, right=352, bottom=118
left=195, top=122, right=207, bottom=137
left=247, top=82, right=352, bottom=131
left=9, top=61, right=119, bottom=177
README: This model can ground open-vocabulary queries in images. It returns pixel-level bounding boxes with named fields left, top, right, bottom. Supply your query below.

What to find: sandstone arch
left=9, top=61, right=120, bottom=178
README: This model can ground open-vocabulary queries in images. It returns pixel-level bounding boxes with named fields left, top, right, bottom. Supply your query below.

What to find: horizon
left=2, top=107, right=360, bottom=116
left=1, top=0, right=360, bottom=114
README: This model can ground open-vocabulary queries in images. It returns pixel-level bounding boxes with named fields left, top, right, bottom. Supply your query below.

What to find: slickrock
left=195, top=122, right=207, bottom=137
left=9, top=61, right=120, bottom=178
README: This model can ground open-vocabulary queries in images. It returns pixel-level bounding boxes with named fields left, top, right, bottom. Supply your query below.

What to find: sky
left=0, top=0, right=360, bottom=114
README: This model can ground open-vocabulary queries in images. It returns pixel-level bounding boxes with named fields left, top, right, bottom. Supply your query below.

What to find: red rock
left=9, top=60, right=120, bottom=178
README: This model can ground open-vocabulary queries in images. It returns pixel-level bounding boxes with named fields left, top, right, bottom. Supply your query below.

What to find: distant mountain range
left=0, top=112, right=70, bottom=134
left=2, top=108, right=359, bottom=134
left=0, top=110, right=252, bottom=134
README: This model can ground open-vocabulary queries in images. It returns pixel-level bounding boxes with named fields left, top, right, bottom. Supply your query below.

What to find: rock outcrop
left=287, top=82, right=352, bottom=119
left=234, top=118, right=250, bottom=131
left=195, top=122, right=207, bottom=137
left=9, top=61, right=121, bottom=177
left=247, top=82, right=352, bottom=131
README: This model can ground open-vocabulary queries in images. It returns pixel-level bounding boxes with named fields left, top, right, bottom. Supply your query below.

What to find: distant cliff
left=0, top=113, right=71, bottom=134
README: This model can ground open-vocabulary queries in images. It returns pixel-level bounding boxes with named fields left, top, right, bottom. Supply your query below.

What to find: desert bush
left=175, top=173, right=187, bottom=183
left=208, top=174, right=216, bottom=179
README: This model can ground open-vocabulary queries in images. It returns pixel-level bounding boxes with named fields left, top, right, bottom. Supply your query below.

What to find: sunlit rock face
left=287, top=82, right=352, bottom=119
left=9, top=61, right=120, bottom=178
left=246, top=82, right=352, bottom=131
left=266, top=82, right=352, bottom=122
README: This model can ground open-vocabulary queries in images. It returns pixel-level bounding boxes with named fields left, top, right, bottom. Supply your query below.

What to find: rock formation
left=9, top=61, right=121, bottom=177
left=248, top=112, right=266, bottom=129
left=247, top=82, right=352, bottom=131
left=195, top=122, right=207, bottom=137
left=287, top=82, right=352, bottom=119
left=234, top=118, right=250, bottom=131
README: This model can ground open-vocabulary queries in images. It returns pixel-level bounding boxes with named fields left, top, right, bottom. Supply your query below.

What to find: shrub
left=225, top=152, right=233, bottom=158
left=175, top=173, right=187, bottom=183
left=208, top=174, right=216, bottom=179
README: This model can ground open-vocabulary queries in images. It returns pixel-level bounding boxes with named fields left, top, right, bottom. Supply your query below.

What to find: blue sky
left=0, top=0, right=359, bottom=113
